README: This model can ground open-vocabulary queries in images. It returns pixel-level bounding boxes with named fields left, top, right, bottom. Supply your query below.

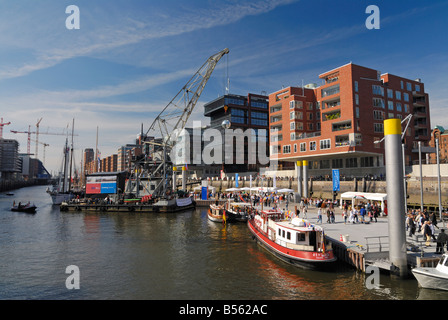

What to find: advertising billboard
left=86, top=175, right=117, bottom=194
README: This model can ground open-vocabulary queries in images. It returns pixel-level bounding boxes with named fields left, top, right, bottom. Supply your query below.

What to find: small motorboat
left=11, top=202, right=37, bottom=214
left=412, top=254, right=448, bottom=291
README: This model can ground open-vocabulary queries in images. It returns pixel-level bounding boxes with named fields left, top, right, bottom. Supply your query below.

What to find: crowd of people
left=406, top=209, right=448, bottom=253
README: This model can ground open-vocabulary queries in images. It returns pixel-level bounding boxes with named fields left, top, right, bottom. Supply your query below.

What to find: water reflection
left=1, top=186, right=448, bottom=300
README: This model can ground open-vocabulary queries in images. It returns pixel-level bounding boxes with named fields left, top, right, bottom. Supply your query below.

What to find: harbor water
left=1, top=185, right=447, bottom=301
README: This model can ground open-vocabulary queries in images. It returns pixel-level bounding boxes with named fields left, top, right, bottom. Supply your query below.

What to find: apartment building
left=269, top=63, right=431, bottom=177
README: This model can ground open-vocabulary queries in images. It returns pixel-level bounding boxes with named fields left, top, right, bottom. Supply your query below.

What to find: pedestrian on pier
left=342, top=206, right=348, bottom=224
left=407, top=214, right=416, bottom=237
left=436, top=229, right=448, bottom=254
left=423, top=221, right=433, bottom=247
left=317, top=207, right=322, bottom=224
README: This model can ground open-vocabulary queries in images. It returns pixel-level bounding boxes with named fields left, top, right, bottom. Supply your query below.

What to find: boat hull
left=49, top=192, right=74, bottom=205
left=60, top=201, right=196, bottom=213
left=412, top=268, right=448, bottom=291
left=248, top=219, right=336, bottom=270
left=11, top=206, right=37, bottom=214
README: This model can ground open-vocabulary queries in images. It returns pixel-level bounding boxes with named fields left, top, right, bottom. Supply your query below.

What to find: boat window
left=297, top=233, right=305, bottom=242
left=282, top=230, right=285, bottom=238
left=287, top=232, right=291, bottom=240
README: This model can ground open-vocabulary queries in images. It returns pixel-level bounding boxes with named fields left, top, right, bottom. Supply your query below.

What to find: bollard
left=384, top=119, right=408, bottom=278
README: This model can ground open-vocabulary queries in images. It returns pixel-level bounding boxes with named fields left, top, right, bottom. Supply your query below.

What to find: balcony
left=270, top=115, right=282, bottom=123
left=412, top=90, right=425, bottom=98
left=332, top=120, right=352, bottom=132
left=321, top=84, right=340, bottom=98
left=322, top=109, right=341, bottom=121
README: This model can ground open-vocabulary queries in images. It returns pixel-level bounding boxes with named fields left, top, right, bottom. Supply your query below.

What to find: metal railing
left=365, top=236, right=389, bottom=252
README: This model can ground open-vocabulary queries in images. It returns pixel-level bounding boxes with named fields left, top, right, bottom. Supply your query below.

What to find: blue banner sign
left=332, top=169, right=340, bottom=191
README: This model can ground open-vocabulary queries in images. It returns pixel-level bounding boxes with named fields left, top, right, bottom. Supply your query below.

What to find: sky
left=0, top=0, right=447, bottom=174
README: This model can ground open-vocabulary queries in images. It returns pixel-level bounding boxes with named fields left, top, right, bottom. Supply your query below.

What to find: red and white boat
left=248, top=209, right=336, bottom=269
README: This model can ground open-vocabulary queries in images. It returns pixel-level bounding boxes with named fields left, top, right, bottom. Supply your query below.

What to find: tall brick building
left=269, top=63, right=431, bottom=177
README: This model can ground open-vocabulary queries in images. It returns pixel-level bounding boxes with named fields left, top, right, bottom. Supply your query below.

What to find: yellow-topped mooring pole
left=384, top=119, right=408, bottom=278
left=296, top=161, right=302, bottom=201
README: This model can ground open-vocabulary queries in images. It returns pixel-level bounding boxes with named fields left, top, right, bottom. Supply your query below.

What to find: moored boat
left=208, top=203, right=237, bottom=223
left=248, top=209, right=336, bottom=269
left=11, top=202, right=37, bottom=214
left=412, top=254, right=448, bottom=291
left=224, top=201, right=252, bottom=222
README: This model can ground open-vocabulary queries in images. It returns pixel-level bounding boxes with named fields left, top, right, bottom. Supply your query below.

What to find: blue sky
left=0, top=0, right=447, bottom=173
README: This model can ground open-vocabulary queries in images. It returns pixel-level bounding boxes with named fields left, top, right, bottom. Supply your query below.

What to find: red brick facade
left=269, top=63, right=431, bottom=177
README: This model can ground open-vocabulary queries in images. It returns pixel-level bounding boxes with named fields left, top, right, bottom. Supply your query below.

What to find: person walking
left=317, top=207, right=322, bottom=224
left=436, top=229, right=448, bottom=254
left=407, top=214, right=416, bottom=237
left=342, top=206, right=348, bottom=224
left=423, top=221, right=432, bottom=247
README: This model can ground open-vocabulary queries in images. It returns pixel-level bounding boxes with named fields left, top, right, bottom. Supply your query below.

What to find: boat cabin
left=256, top=211, right=330, bottom=253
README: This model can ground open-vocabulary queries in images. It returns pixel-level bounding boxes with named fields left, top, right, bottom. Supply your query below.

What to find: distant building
left=429, top=126, right=448, bottom=164
left=0, top=139, right=20, bottom=179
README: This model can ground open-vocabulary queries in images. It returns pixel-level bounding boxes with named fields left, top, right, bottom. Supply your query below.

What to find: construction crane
left=0, top=118, right=11, bottom=139
left=35, top=118, right=43, bottom=159
left=126, top=48, right=229, bottom=198
left=30, top=139, right=49, bottom=166
left=10, top=124, right=77, bottom=157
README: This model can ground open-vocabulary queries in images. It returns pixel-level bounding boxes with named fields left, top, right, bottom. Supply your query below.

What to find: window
left=283, top=145, right=291, bottom=154
left=345, top=158, right=358, bottom=168
left=374, top=123, right=384, bottom=133
left=251, top=101, right=268, bottom=109
left=406, top=82, right=412, bottom=91
left=290, top=122, right=295, bottom=130
left=320, top=159, right=330, bottom=169
left=290, top=100, right=303, bottom=109
left=290, top=133, right=296, bottom=141
left=372, top=85, right=384, bottom=96
left=396, top=102, right=402, bottom=112
left=294, top=144, right=297, bottom=153
left=361, top=157, right=374, bottom=167
left=387, top=89, right=393, bottom=99
left=354, top=81, right=358, bottom=92
left=400, top=80, right=404, bottom=89
left=404, top=93, right=409, bottom=102
left=308, top=123, right=313, bottom=130
left=356, top=107, right=360, bottom=118
left=287, top=231, right=291, bottom=240
left=415, top=84, right=421, bottom=92
left=373, top=98, right=385, bottom=108
left=373, top=110, right=384, bottom=120
left=307, top=113, right=313, bottom=120
left=320, top=139, right=331, bottom=150
left=310, top=141, right=316, bottom=151
left=404, top=104, right=409, bottom=113
left=355, top=94, right=359, bottom=105
left=307, top=102, right=313, bottom=110
left=388, top=101, right=394, bottom=110
left=332, top=159, right=343, bottom=168
left=300, top=142, right=306, bottom=152
left=396, top=91, right=401, bottom=100
left=296, top=122, right=303, bottom=130
left=297, top=233, right=305, bottom=242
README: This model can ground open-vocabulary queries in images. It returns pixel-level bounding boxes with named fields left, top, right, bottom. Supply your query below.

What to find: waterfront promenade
left=198, top=198, right=446, bottom=272
left=275, top=201, right=446, bottom=271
